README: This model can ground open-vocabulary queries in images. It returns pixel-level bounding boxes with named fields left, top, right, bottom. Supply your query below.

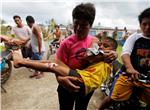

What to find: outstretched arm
left=0, top=35, right=28, bottom=46
left=0, top=35, right=11, bottom=42
left=13, top=51, right=81, bottom=92
left=13, top=51, right=71, bottom=76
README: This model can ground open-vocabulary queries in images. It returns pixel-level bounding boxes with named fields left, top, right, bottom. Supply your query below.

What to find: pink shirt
left=56, top=34, right=93, bottom=69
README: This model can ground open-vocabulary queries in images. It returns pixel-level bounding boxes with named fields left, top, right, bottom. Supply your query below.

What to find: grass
left=116, top=44, right=123, bottom=63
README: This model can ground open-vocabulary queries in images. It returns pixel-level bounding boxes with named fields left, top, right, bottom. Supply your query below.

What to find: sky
left=1, top=0, right=150, bottom=29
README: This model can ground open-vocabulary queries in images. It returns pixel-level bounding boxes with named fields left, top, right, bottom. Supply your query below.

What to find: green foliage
left=0, top=19, right=6, bottom=25
left=116, top=44, right=123, bottom=63
left=1, top=26, right=8, bottom=35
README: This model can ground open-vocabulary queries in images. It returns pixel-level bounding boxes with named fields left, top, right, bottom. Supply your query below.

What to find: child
left=99, top=7, right=150, bottom=110
left=13, top=37, right=118, bottom=95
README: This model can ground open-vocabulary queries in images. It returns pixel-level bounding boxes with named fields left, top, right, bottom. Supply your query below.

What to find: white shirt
left=11, top=25, right=31, bottom=40
left=30, top=24, right=45, bottom=53
left=121, top=33, right=150, bottom=56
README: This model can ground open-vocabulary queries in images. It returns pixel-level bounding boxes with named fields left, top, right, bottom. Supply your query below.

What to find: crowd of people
left=96, top=26, right=131, bottom=46
left=1, top=2, right=150, bottom=110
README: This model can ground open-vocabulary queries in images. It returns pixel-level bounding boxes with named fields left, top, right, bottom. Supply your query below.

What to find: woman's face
left=140, top=17, right=150, bottom=38
left=73, top=19, right=91, bottom=40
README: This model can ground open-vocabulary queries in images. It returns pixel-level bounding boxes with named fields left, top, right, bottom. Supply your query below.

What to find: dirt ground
left=1, top=41, right=105, bottom=110
left=1, top=65, right=104, bottom=110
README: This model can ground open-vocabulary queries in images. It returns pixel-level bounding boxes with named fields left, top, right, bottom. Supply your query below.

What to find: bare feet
left=13, top=60, right=21, bottom=68
left=12, top=50, right=23, bottom=59
left=29, top=72, right=44, bottom=79
left=28, top=68, right=34, bottom=72
left=12, top=50, right=23, bottom=68
left=35, top=72, right=44, bottom=79
left=29, top=73, right=38, bottom=78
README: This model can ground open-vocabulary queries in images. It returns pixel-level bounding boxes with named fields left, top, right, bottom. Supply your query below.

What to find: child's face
left=99, top=39, right=114, bottom=51
left=140, top=17, right=150, bottom=38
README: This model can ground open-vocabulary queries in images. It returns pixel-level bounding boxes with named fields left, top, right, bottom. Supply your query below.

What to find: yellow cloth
left=76, top=62, right=112, bottom=95
left=111, top=74, right=150, bottom=104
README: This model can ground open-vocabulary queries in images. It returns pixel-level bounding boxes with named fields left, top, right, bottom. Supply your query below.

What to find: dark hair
left=104, top=37, right=118, bottom=50
left=26, top=16, right=35, bottom=23
left=55, top=25, right=60, bottom=28
left=138, top=8, right=150, bottom=24
left=72, top=3, right=96, bottom=26
left=7, top=25, right=12, bottom=29
left=13, top=15, right=21, bottom=20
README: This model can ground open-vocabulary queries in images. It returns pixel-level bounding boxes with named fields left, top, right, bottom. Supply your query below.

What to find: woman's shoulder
left=60, top=34, right=75, bottom=45
left=90, top=35, right=100, bottom=43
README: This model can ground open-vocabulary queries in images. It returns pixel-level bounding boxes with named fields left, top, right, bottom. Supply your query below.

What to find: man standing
left=26, top=15, right=45, bottom=79
left=11, top=15, right=31, bottom=58
left=99, top=7, right=150, bottom=110
left=49, top=25, right=62, bottom=54
left=112, top=27, right=118, bottom=40
left=55, top=3, right=117, bottom=110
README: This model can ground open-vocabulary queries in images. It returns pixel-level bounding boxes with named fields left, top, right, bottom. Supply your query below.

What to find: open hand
left=126, top=67, right=140, bottom=80
left=57, top=76, right=80, bottom=92
left=103, top=50, right=118, bottom=63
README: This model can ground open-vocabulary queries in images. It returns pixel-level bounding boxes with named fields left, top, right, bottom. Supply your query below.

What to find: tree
left=0, top=19, right=7, bottom=35
left=44, top=18, right=57, bottom=40
left=0, top=19, right=6, bottom=26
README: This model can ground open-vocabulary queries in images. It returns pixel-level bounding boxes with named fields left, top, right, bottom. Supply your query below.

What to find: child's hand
left=126, top=67, right=140, bottom=80
left=56, top=76, right=80, bottom=92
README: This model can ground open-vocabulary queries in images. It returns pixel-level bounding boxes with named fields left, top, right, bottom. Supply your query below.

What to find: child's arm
left=12, top=51, right=71, bottom=76
left=121, top=54, right=139, bottom=79
left=0, top=35, right=12, bottom=42
left=14, top=59, right=70, bottom=76
left=85, top=53, right=104, bottom=64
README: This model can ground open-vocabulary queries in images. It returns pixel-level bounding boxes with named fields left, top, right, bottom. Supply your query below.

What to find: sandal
left=28, top=68, right=34, bottom=72
left=29, top=74, right=38, bottom=78
left=35, top=73, right=44, bottom=79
